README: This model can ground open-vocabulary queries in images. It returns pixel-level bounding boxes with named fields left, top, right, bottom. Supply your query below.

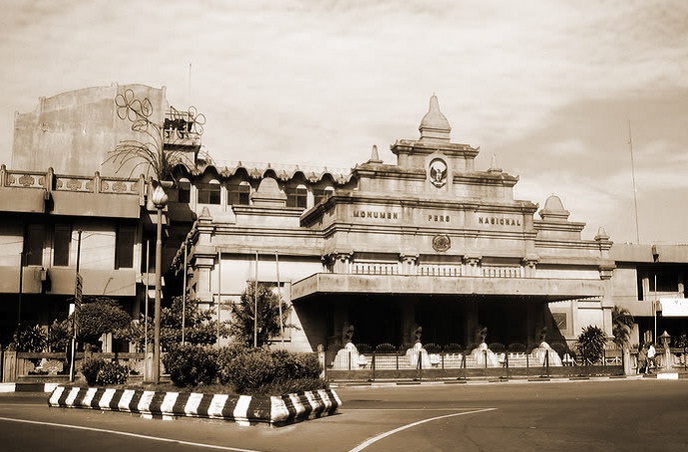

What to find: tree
left=576, top=325, right=608, bottom=364
left=75, top=297, right=131, bottom=349
left=611, top=306, right=634, bottom=348
left=230, top=282, right=293, bottom=347
left=119, top=296, right=228, bottom=351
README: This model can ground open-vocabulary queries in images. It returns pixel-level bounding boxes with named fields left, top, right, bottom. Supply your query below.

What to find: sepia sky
left=1, top=0, right=687, bottom=244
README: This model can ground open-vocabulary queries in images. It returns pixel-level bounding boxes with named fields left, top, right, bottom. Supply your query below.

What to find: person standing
left=637, top=345, right=648, bottom=374
left=647, top=342, right=657, bottom=373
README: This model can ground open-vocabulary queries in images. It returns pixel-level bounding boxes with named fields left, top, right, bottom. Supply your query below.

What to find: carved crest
left=429, top=158, right=447, bottom=188
left=432, top=234, right=451, bottom=252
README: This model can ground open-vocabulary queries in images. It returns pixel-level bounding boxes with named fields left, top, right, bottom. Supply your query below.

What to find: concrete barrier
left=48, top=385, right=341, bottom=426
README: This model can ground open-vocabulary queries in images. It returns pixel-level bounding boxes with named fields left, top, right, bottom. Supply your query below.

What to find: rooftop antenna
left=628, top=120, right=640, bottom=244
left=188, top=63, right=192, bottom=105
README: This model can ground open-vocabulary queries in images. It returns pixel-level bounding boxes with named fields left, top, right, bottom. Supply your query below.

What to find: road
left=1, top=379, right=687, bottom=451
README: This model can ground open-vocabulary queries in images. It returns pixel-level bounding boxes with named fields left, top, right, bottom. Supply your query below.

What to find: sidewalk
left=329, top=373, right=688, bottom=389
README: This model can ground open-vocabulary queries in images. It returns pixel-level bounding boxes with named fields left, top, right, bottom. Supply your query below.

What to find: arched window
left=286, top=184, right=308, bottom=209
left=228, top=181, right=251, bottom=205
left=198, top=179, right=221, bottom=205
left=314, top=186, right=334, bottom=206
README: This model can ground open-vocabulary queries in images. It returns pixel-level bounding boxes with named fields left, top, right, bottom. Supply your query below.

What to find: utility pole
left=69, top=230, right=83, bottom=382
left=628, top=121, right=640, bottom=244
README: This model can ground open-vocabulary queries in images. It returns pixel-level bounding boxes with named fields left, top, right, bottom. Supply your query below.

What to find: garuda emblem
left=429, top=158, right=447, bottom=188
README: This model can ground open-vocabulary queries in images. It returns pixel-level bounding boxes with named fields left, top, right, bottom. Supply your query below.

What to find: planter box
left=48, top=385, right=341, bottom=426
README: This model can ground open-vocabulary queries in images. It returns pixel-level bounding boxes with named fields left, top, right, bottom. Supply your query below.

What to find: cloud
left=1, top=0, right=687, bottom=243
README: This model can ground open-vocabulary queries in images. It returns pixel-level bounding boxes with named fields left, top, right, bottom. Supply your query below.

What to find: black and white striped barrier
left=48, top=386, right=341, bottom=426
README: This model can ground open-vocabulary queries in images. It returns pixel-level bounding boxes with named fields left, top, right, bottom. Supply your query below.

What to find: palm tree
left=612, top=306, right=634, bottom=348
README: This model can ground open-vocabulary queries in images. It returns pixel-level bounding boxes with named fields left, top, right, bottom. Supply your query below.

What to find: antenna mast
left=628, top=120, right=640, bottom=244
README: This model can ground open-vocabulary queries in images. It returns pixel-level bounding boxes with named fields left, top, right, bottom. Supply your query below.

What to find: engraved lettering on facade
left=478, top=216, right=522, bottom=227
left=353, top=209, right=399, bottom=220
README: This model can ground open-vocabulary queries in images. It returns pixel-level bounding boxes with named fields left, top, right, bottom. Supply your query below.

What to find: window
left=314, top=187, right=334, bottom=206
left=552, top=313, right=568, bottom=331
left=25, top=224, right=46, bottom=266
left=286, top=186, right=308, bottom=209
left=53, top=225, right=72, bottom=266
left=115, top=224, right=136, bottom=269
left=198, top=181, right=221, bottom=205
left=228, top=182, right=250, bottom=205
left=178, top=180, right=191, bottom=203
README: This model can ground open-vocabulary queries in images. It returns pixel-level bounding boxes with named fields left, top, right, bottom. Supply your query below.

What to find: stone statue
left=475, top=326, right=488, bottom=344
left=537, top=326, right=548, bottom=344
left=414, top=326, right=423, bottom=343
left=343, top=324, right=355, bottom=344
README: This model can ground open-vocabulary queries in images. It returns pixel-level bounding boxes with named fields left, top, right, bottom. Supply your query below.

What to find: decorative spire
left=368, top=144, right=382, bottom=164
left=488, top=154, right=502, bottom=173
left=419, top=94, right=451, bottom=142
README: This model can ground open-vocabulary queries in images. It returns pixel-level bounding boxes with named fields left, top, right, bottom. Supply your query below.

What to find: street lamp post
left=151, top=184, right=168, bottom=383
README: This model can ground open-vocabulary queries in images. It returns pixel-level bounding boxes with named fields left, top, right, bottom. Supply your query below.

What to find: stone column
left=400, top=253, right=418, bottom=275
left=463, top=255, right=482, bottom=277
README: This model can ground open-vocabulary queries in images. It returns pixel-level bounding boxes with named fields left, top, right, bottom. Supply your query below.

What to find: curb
left=47, top=385, right=341, bottom=426
left=0, top=382, right=60, bottom=393
left=331, top=375, right=652, bottom=388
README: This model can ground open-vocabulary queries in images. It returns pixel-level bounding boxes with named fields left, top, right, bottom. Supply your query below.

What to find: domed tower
left=419, top=94, right=452, bottom=143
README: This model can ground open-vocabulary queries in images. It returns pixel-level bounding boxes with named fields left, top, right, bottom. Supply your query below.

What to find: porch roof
left=290, top=273, right=603, bottom=303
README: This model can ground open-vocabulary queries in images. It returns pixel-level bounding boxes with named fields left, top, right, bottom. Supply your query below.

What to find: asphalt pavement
left=1, top=378, right=686, bottom=451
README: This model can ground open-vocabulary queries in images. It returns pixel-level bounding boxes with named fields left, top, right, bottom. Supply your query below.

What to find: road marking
left=0, top=416, right=265, bottom=452
left=348, top=407, right=497, bottom=452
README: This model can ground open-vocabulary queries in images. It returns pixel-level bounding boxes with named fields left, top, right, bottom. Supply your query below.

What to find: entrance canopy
left=291, top=273, right=603, bottom=303
left=660, top=298, right=688, bottom=317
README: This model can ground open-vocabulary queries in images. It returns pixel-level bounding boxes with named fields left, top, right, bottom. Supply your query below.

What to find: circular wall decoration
left=429, top=158, right=448, bottom=188
left=432, top=234, right=451, bottom=252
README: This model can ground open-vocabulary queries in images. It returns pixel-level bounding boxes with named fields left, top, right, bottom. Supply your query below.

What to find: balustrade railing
left=351, top=262, right=399, bottom=275
left=417, top=264, right=462, bottom=277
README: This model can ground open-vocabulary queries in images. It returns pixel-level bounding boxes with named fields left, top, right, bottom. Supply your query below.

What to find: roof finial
left=368, top=144, right=383, bottom=164
left=488, top=154, right=502, bottom=172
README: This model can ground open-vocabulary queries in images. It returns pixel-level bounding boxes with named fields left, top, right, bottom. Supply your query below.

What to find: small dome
left=419, top=94, right=451, bottom=142
left=539, top=195, right=570, bottom=222
left=543, top=195, right=566, bottom=212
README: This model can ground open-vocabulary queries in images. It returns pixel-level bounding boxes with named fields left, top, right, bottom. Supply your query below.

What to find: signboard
left=659, top=298, right=688, bottom=317
left=75, top=273, right=83, bottom=308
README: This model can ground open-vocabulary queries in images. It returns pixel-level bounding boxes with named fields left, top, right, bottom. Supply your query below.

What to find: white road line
left=348, top=407, right=497, bottom=452
left=0, top=416, right=265, bottom=452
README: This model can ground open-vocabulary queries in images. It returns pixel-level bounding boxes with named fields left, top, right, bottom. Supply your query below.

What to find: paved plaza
left=1, top=378, right=686, bottom=451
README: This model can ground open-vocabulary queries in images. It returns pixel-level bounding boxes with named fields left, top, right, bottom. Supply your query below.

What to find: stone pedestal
left=406, top=342, right=431, bottom=369
left=333, top=342, right=364, bottom=370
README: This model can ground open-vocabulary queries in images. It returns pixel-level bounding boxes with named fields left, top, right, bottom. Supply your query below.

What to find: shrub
left=218, top=348, right=325, bottom=395
left=508, top=343, right=527, bottom=353
left=464, top=343, right=478, bottom=353
left=443, top=343, right=463, bottom=353
left=216, top=344, right=249, bottom=385
left=424, top=343, right=441, bottom=353
left=488, top=342, right=505, bottom=353
left=80, top=358, right=128, bottom=385
left=375, top=343, right=396, bottom=353
left=163, top=344, right=218, bottom=387
left=81, top=358, right=105, bottom=386
left=223, top=349, right=277, bottom=394
left=97, top=361, right=130, bottom=385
